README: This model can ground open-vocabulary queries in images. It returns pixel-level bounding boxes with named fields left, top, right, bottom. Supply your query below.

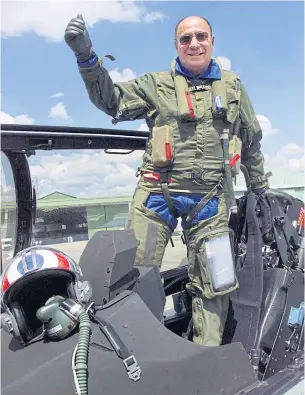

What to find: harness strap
left=158, top=169, right=179, bottom=218
left=143, top=170, right=224, bottom=222
left=230, top=192, right=264, bottom=353
left=185, top=176, right=224, bottom=224
left=143, top=170, right=179, bottom=218
left=89, top=310, right=141, bottom=382
left=160, top=182, right=179, bottom=218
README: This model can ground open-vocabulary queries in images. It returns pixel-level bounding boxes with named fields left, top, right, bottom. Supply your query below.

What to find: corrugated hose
left=221, top=129, right=238, bottom=216
left=72, top=310, right=91, bottom=395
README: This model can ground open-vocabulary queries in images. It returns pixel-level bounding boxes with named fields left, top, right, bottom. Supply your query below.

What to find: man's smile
left=188, top=53, right=204, bottom=56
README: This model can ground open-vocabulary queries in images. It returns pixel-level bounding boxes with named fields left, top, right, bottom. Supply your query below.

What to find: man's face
left=175, top=16, right=214, bottom=76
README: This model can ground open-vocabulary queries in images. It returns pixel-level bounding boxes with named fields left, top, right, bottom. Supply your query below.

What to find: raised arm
left=64, top=14, right=156, bottom=122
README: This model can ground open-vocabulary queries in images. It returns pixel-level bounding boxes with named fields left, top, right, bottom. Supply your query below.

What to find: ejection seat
left=227, top=188, right=304, bottom=378
left=252, top=268, right=290, bottom=352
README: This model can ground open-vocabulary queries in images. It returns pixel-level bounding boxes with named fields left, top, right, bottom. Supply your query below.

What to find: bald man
left=65, top=15, right=268, bottom=346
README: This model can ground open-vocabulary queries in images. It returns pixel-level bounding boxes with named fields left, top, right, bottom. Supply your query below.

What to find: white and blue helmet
left=1, top=246, right=92, bottom=345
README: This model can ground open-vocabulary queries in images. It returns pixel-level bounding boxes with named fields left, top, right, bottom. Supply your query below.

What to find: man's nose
left=189, top=36, right=200, bottom=48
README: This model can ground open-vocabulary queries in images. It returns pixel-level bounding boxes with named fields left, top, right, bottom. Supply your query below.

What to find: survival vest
left=139, top=58, right=242, bottom=217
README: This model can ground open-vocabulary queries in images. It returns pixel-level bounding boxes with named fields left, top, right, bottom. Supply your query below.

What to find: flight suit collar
left=174, top=57, right=222, bottom=80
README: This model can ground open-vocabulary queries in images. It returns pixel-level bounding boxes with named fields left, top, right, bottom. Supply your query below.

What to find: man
left=64, top=14, right=269, bottom=347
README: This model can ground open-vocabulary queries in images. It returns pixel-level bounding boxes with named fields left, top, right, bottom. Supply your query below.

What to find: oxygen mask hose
left=36, top=296, right=91, bottom=395
left=221, top=129, right=238, bottom=217
left=73, top=309, right=91, bottom=395
left=240, top=164, right=251, bottom=191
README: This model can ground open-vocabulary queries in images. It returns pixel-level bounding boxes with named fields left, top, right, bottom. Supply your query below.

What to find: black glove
left=64, top=14, right=94, bottom=64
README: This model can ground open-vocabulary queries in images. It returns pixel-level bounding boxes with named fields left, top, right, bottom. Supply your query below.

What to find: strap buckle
left=182, top=171, right=205, bottom=184
left=143, top=171, right=172, bottom=184
left=123, top=355, right=141, bottom=382
left=189, top=171, right=205, bottom=186
left=217, top=176, right=224, bottom=190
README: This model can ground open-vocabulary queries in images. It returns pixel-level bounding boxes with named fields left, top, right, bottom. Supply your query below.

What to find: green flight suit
left=77, top=56, right=268, bottom=347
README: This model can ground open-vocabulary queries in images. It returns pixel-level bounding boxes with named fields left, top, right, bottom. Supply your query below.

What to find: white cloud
left=0, top=111, right=35, bottom=125
left=103, top=163, right=136, bottom=189
left=28, top=150, right=142, bottom=198
left=287, top=156, right=304, bottom=173
left=48, top=102, right=72, bottom=121
left=1, top=1, right=165, bottom=42
left=109, top=68, right=137, bottom=83
left=277, top=143, right=303, bottom=157
left=264, top=144, right=304, bottom=175
left=234, top=141, right=304, bottom=190
left=217, top=56, right=231, bottom=71
left=50, top=92, right=64, bottom=98
left=256, top=115, right=280, bottom=137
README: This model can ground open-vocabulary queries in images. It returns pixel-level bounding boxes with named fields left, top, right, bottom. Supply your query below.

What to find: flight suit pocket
left=229, top=135, right=242, bottom=177
left=226, top=87, right=240, bottom=124
left=151, top=125, right=174, bottom=168
left=189, top=227, right=239, bottom=299
left=114, top=98, right=146, bottom=122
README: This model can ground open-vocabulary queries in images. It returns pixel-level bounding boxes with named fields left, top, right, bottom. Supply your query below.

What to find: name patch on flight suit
left=188, top=84, right=209, bottom=92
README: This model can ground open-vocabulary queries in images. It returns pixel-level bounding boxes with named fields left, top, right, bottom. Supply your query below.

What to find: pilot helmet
left=1, top=246, right=92, bottom=345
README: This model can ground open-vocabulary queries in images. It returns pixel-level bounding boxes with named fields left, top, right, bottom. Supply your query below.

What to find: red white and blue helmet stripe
left=1, top=248, right=72, bottom=294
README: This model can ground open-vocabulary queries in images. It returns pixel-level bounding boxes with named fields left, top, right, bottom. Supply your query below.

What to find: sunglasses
left=178, top=32, right=210, bottom=45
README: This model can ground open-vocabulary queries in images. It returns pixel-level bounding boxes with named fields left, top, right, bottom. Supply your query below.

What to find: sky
left=1, top=0, right=304, bottom=199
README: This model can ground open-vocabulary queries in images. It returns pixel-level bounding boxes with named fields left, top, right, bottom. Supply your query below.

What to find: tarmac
left=47, top=234, right=188, bottom=272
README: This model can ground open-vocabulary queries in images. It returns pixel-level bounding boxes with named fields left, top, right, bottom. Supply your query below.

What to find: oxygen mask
left=36, top=295, right=85, bottom=340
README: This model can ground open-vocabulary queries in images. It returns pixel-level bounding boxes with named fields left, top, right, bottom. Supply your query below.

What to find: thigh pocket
left=189, top=227, right=239, bottom=299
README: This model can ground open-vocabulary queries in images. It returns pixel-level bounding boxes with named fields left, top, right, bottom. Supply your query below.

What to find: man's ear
left=174, top=38, right=178, bottom=51
left=211, top=35, right=215, bottom=47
